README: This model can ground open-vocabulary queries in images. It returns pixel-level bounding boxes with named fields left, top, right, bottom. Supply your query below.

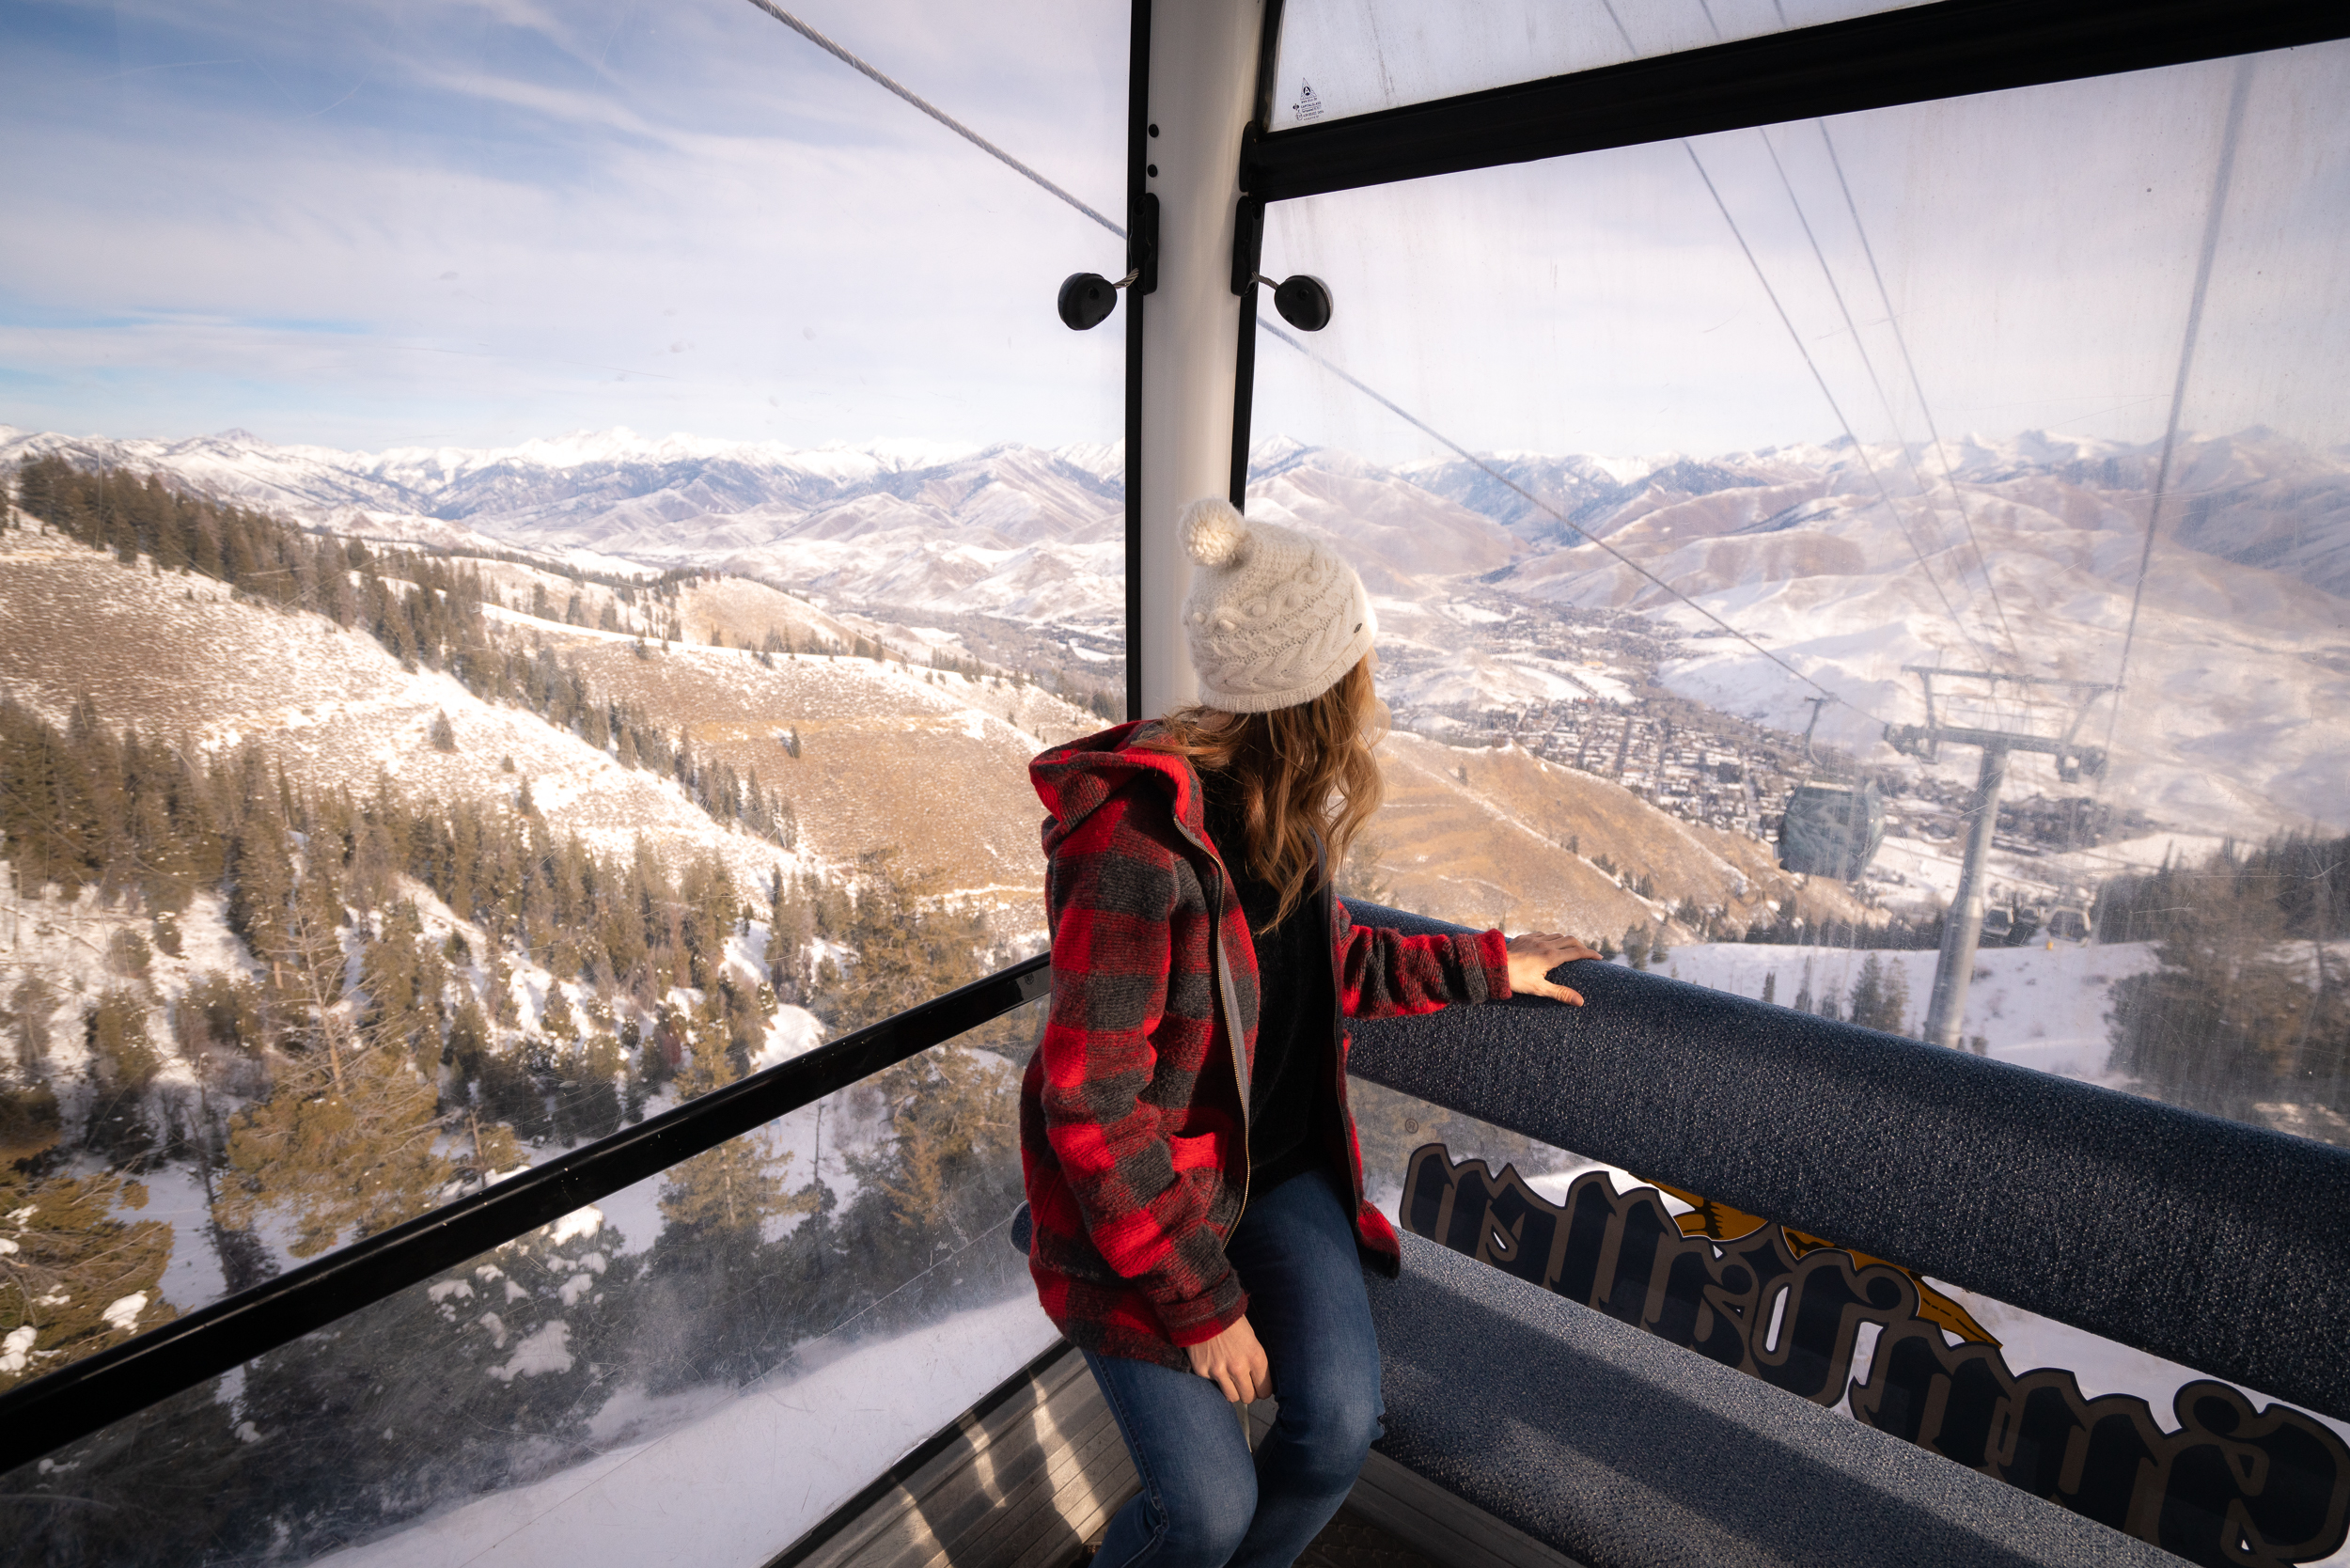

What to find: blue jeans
left=1082, top=1168, right=1385, bottom=1568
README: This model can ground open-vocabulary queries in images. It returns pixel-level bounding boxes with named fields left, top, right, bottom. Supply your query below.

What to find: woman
left=1019, top=497, right=1597, bottom=1568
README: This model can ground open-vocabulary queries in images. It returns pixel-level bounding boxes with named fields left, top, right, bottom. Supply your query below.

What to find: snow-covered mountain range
left=7, top=421, right=2344, bottom=830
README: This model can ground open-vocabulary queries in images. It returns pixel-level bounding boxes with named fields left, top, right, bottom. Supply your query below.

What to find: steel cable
left=2107, top=57, right=2253, bottom=730
left=1604, top=0, right=1996, bottom=673
left=738, top=0, right=1127, bottom=240
left=1814, top=123, right=2023, bottom=665
left=1758, top=0, right=2026, bottom=667
left=1255, top=315, right=1897, bottom=729
left=747, top=0, right=1898, bottom=729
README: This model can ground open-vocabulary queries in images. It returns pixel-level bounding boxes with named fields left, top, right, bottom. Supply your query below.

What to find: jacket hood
left=1031, top=721, right=1207, bottom=858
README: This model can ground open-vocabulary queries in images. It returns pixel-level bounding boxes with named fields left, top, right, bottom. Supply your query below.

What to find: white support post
left=1923, top=742, right=2009, bottom=1050
left=1136, top=0, right=1261, bottom=721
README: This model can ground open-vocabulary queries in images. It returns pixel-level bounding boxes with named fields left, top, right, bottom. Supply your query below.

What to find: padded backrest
left=1340, top=902, right=2350, bottom=1419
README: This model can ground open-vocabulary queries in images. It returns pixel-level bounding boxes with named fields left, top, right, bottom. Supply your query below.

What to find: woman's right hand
left=1507, top=931, right=1603, bottom=1004
left=1187, top=1314, right=1272, bottom=1403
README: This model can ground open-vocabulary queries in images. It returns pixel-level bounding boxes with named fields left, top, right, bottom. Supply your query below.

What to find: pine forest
left=0, top=460, right=1044, bottom=1562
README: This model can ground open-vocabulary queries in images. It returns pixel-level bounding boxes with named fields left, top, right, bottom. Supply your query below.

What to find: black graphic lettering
left=1400, top=1144, right=2349, bottom=1568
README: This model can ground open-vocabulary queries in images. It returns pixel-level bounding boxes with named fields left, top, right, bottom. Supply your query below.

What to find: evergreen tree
left=216, top=900, right=453, bottom=1258
left=815, top=852, right=992, bottom=1035
left=553, top=1032, right=626, bottom=1144
left=643, top=1035, right=815, bottom=1388
left=2108, top=873, right=2346, bottom=1124
left=846, top=1043, right=1022, bottom=1275
left=5, top=974, right=58, bottom=1075
left=1336, top=832, right=1395, bottom=906
left=0, top=1168, right=177, bottom=1393
left=1846, top=952, right=1909, bottom=1034
left=227, top=1202, right=639, bottom=1558
left=540, top=983, right=579, bottom=1043
left=0, top=698, right=105, bottom=894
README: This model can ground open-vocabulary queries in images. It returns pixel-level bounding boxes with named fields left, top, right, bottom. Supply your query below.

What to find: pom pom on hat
left=1182, top=496, right=1250, bottom=568
left=1177, top=495, right=1375, bottom=713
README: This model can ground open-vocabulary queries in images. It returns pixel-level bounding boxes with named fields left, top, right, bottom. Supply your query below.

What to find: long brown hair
left=1141, top=654, right=1387, bottom=927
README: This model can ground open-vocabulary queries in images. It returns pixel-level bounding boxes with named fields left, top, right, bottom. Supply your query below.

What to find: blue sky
left=3, top=2, right=2342, bottom=460
left=1, top=0, right=1130, bottom=451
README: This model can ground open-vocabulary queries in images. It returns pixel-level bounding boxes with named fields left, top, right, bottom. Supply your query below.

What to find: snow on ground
left=1867, top=833, right=1966, bottom=906
left=131, top=1160, right=230, bottom=1320
left=317, top=1294, right=1058, bottom=1568
left=1864, top=824, right=2231, bottom=924
left=0, top=528, right=802, bottom=901
left=745, top=1006, right=824, bottom=1072
left=1649, top=526, right=2349, bottom=835
left=14, top=421, right=2342, bottom=840
left=1656, top=940, right=2157, bottom=1081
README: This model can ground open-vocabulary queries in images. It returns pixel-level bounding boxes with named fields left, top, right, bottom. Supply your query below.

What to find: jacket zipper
left=1170, top=808, right=1252, bottom=1224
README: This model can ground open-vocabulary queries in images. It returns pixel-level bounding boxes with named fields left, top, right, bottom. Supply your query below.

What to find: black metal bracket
left=1230, top=186, right=1265, bottom=297
left=1240, top=0, right=2350, bottom=204
left=1129, top=190, right=1159, bottom=296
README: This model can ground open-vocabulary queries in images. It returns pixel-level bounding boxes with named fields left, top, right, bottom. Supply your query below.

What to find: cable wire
left=2107, top=56, right=2253, bottom=729
left=1756, top=126, right=2021, bottom=666
left=1756, top=0, right=2024, bottom=676
left=1815, top=123, right=2022, bottom=664
left=1592, top=0, right=1992, bottom=675
left=1623, top=0, right=1996, bottom=674
left=1255, top=315, right=1896, bottom=729
left=755, top=0, right=1895, bottom=730
left=1680, top=143, right=1997, bottom=671
left=738, top=0, right=1127, bottom=240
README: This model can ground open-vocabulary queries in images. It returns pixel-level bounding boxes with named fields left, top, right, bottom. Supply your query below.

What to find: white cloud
left=1, top=0, right=1127, bottom=448
left=3, top=4, right=2340, bottom=462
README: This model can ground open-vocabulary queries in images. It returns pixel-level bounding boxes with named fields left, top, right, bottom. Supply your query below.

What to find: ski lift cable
left=737, top=0, right=1127, bottom=241
left=749, top=0, right=1894, bottom=732
left=1761, top=0, right=2023, bottom=668
left=1814, top=124, right=2023, bottom=665
left=1601, top=0, right=1994, bottom=672
left=2052, top=55, right=2251, bottom=921
left=1645, top=0, right=1993, bottom=667
left=2104, top=55, right=2253, bottom=747
left=1752, top=125, right=2019, bottom=667
left=1680, top=144, right=1999, bottom=672
left=1255, top=313, right=1897, bottom=729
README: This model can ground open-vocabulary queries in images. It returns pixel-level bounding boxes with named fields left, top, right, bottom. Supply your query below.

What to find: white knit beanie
left=1180, top=497, right=1376, bottom=713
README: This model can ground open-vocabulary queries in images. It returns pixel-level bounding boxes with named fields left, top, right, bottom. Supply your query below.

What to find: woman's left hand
left=1505, top=932, right=1603, bottom=1004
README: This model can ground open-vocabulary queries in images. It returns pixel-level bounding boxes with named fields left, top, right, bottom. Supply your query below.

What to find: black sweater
left=1200, top=778, right=1338, bottom=1199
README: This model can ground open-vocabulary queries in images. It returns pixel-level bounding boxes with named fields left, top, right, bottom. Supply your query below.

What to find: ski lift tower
left=1885, top=667, right=2116, bottom=1051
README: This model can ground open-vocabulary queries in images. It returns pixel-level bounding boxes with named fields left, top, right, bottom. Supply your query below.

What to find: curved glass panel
left=0, top=1007, right=1053, bottom=1564
left=1264, top=43, right=2349, bottom=1145
left=1269, top=0, right=1934, bottom=128
left=1276, top=39, right=2350, bottom=1562
left=0, top=0, right=1123, bottom=1388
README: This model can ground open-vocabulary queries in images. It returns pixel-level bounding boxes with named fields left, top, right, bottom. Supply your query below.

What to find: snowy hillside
left=1656, top=939, right=2158, bottom=1082
left=7, top=417, right=2342, bottom=853
left=0, top=528, right=797, bottom=897
left=0, top=425, right=1128, bottom=642
left=8, top=421, right=2340, bottom=840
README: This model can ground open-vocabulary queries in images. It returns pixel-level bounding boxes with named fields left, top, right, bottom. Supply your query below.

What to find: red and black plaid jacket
left=1020, top=721, right=1512, bottom=1371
